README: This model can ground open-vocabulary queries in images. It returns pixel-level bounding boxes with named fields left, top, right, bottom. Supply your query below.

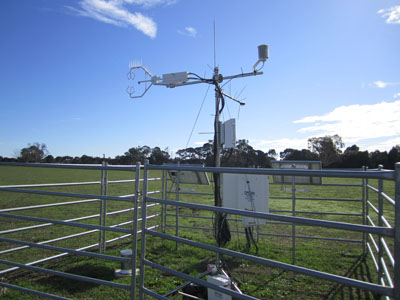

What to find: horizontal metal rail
left=367, top=185, right=379, bottom=193
left=0, top=212, right=131, bottom=234
left=0, top=181, right=101, bottom=188
left=368, top=235, right=393, bottom=285
left=270, top=196, right=362, bottom=202
left=0, top=237, right=129, bottom=263
left=0, top=187, right=134, bottom=202
left=0, top=229, right=98, bottom=256
left=367, top=234, right=393, bottom=291
left=143, top=287, right=169, bottom=300
left=368, top=233, right=379, bottom=254
left=166, top=213, right=362, bottom=224
left=149, top=197, right=394, bottom=237
left=167, top=191, right=214, bottom=196
left=113, top=214, right=160, bottom=228
left=168, top=224, right=362, bottom=243
left=269, top=209, right=363, bottom=217
left=148, top=190, right=162, bottom=195
left=0, top=239, right=103, bottom=275
left=292, top=197, right=362, bottom=202
left=367, top=215, right=376, bottom=227
left=320, top=183, right=362, bottom=187
left=368, top=201, right=379, bottom=215
left=381, top=257, right=394, bottom=288
left=368, top=242, right=379, bottom=271
left=148, top=164, right=395, bottom=180
left=146, top=230, right=393, bottom=297
left=271, top=183, right=362, bottom=187
left=0, top=281, right=71, bottom=300
left=0, top=161, right=139, bottom=171
left=381, top=215, right=392, bottom=228
left=0, top=211, right=102, bottom=235
left=0, top=194, right=155, bottom=214
left=367, top=185, right=395, bottom=206
left=0, top=204, right=157, bottom=258
left=0, top=259, right=130, bottom=290
left=0, top=198, right=99, bottom=213
left=0, top=224, right=159, bottom=276
left=381, top=192, right=395, bottom=206
left=382, top=238, right=395, bottom=267
left=0, top=178, right=159, bottom=189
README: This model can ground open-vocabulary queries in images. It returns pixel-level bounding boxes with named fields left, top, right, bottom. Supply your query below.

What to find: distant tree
left=54, top=156, right=73, bottom=163
left=308, top=135, right=344, bottom=167
left=200, top=142, right=214, bottom=166
left=268, top=149, right=277, bottom=158
left=124, top=145, right=151, bottom=164
left=176, top=147, right=202, bottom=163
left=44, top=155, right=55, bottom=163
left=227, top=139, right=257, bottom=167
left=149, top=147, right=170, bottom=165
left=388, top=145, right=400, bottom=169
left=280, top=148, right=297, bottom=160
left=19, top=143, right=49, bottom=162
left=369, top=150, right=389, bottom=169
left=341, top=145, right=369, bottom=168
left=280, top=148, right=319, bottom=161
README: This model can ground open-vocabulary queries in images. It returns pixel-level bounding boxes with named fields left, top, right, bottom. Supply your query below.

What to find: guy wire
left=185, top=84, right=211, bottom=148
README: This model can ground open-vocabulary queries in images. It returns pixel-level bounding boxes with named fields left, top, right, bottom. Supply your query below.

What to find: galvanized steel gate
left=0, top=162, right=399, bottom=299
left=0, top=162, right=152, bottom=299
left=139, top=162, right=400, bottom=300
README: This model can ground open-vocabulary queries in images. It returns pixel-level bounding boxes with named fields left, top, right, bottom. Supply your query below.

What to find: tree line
left=1, top=136, right=399, bottom=169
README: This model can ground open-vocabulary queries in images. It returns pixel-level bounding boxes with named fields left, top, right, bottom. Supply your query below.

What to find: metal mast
left=127, top=42, right=269, bottom=250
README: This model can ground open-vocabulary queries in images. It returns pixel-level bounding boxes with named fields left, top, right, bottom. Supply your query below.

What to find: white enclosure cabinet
left=222, top=173, right=269, bottom=226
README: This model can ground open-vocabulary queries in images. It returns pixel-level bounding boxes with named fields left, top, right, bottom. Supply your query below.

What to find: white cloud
left=178, top=26, right=197, bottom=37
left=393, top=92, right=400, bottom=98
left=369, top=80, right=400, bottom=88
left=294, top=100, right=400, bottom=145
left=124, top=0, right=177, bottom=8
left=365, top=137, right=400, bottom=152
left=378, top=5, right=400, bottom=24
left=67, top=0, right=160, bottom=38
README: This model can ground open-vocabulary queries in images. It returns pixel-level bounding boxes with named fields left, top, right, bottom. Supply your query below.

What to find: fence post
left=163, top=168, right=168, bottom=233
left=130, top=162, right=141, bottom=300
left=139, top=160, right=149, bottom=300
left=102, top=161, right=108, bottom=252
left=362, top=166, right=366, bottom=256
left=291, top=164, right=296, bottom=265
left=161, top=169, right=166, bottom=233
left=377, top=165, right=384, bottom=286
left=175, top=162, right=180, bottom=250
left=394, top=162, right=400, bottom=300
left=99, top=161, right=106, bottom=253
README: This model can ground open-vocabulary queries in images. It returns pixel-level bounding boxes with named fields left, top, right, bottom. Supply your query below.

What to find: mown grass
left=0, top=165, right=396, bottom=299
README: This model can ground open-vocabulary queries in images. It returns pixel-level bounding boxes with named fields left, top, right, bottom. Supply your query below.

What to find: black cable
left=215, top=84, right=225, bottom=114
left=212, top=172, right=231, bottom=248
left=188, top=72, right=213, bottom=83
left=245, top=227, right=251, bottom=250
left=248, top=227, right=259, bottom=254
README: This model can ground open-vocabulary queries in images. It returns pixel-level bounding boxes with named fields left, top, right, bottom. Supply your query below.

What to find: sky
left=0, top=0, right=399, bottom=159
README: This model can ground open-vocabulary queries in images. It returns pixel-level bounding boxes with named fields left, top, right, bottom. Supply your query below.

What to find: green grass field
left=0, top=165, right=396, bottom=299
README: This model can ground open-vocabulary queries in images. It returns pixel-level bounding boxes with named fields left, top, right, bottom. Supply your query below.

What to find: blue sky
left=1, top=0, right=399, bottom=158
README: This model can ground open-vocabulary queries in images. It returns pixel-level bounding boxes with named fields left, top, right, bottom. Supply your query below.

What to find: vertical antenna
left=213, top=21, right=217, bottom=68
